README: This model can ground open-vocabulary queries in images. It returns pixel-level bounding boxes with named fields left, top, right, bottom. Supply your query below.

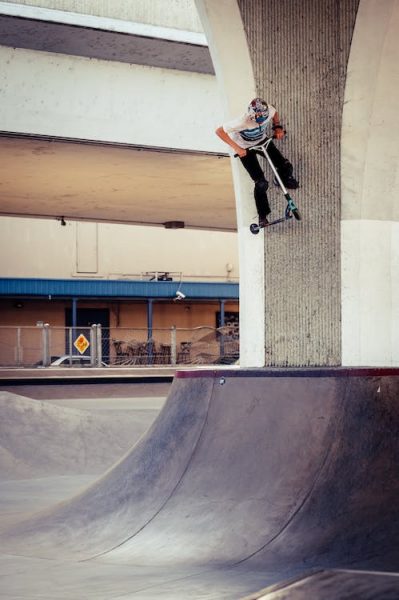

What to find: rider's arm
left=215, top=126, right=247, bottom=157
left=272, top=112, right=281, bottom=127
left=271, top=112, right=285, bottom=140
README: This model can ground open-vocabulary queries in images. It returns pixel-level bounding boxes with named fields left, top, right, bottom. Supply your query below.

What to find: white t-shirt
left=223, top=105, right=276, bottom=149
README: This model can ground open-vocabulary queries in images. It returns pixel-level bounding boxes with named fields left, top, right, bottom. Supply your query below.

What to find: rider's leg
left=267, top=142, right=299, bottom=189
left=239, top=151, right=264, bottom=180
left=239, top=152, right=271, bottom=222
left=254, top=179, right=270, bottom=225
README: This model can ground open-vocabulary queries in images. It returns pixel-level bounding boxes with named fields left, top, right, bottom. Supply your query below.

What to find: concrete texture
left=1, top=369, right=399, bottom=598
left=198, top=0, right=399, bottom=368
left=0, top=9, right=213, bottom=73
left=196, top=0, right=360, bottom=366
left=0, top=0, right=204, bottom=35
left=238, top=0, right=359, bottom=366
left=246, top=569, right=399, bottom=599
left=0, top=390, right=163, bottom=479
left=0, top=380, right=172, bottom=400
left=0, top=134, right=234, bottom=230
left=341, top=0, right=399, bottom=366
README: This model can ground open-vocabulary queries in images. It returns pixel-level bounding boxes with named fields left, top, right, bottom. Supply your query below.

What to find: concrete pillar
left=196, top=0, right=265, bottom=366
left=341, top=0, right=399, bottom=366
left=197, top=0, right=361, bottom=366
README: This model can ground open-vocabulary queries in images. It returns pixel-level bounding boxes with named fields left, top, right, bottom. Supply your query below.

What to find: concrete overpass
left=0, top=2, right=236, bottom=231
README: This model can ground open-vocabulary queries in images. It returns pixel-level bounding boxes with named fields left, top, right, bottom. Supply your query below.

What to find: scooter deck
left=250, top=214, right=292, bottom=234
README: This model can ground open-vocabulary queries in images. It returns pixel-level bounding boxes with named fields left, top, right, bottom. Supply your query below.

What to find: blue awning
left=0, top=278, right=239, bottom=300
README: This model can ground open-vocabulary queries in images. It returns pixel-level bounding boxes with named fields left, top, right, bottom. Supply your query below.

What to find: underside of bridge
left=0, top=4, right=235, bottom=232
left=0, top=134, right=235, bottom=230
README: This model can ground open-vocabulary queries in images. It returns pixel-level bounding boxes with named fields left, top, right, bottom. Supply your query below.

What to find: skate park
left=1, top=0, right=399, bottom=598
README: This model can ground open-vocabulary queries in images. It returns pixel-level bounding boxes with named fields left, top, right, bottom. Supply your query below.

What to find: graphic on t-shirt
left=240, top=123, right=267, bottom=142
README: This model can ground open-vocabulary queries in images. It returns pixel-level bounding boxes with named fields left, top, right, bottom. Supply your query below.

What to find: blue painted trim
left=0, top=277, right=239, bottom=300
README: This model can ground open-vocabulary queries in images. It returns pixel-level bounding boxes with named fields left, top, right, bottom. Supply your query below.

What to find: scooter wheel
left=292, top=209, right=302, bottom=221
left=250, top=223, right=260, bottom=234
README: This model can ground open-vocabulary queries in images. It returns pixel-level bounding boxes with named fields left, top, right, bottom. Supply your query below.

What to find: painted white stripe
left=0, top=1, right=208, bottom=46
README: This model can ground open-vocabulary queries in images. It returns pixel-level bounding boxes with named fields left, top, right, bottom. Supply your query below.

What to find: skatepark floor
left=0, top=383, right=169, bottom=522
left=1, top=370, right=399, bottom=599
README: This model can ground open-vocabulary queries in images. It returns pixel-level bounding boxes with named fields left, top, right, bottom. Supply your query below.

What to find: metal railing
left=0, top=325, right=239, bottom=368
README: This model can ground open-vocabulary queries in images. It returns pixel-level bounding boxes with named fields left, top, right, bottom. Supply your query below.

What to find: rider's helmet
left=248, top=98, right=269, bottom=124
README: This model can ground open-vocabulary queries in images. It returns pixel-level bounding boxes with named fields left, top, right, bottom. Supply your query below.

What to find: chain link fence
left=0, top=325, right=239, bottom=368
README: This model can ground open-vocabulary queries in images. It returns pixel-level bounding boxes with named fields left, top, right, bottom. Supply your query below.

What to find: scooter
left=243, top=137, right=302, bottom=234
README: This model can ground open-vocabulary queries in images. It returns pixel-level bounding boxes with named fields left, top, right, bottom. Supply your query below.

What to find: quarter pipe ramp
left=1, top=368, right=399, bottom=598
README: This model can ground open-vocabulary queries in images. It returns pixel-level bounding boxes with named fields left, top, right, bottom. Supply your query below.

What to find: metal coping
left=0, top=375, right=174, bottom=385
left=176, top=367, right=399, bottom=378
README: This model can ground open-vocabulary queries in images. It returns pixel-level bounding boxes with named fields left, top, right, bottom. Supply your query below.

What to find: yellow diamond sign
left=74, top=333, right=90, bottom=355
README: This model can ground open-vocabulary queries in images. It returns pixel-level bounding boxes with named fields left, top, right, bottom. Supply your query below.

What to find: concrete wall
left=0, top=44, right=234, bottom=284
left=0, top=0, right=203, bottom=31
left=0, top=217, right=238, bottom=282
left=341, top=0, right=399, bottom=366
left=0, top=46, right=222, bottom=152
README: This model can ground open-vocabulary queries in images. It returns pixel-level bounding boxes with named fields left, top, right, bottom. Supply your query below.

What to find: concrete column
left=197, top=0, right=360, bottom=366
left=341, top=0, right=399, bottom=366
left=195, top=0, right=265, bottom=366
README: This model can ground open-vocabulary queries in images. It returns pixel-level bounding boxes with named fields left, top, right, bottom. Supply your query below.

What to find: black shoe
left=282, top=176, right=299, bottom=189
left=259, top=216, right=269, bottom=227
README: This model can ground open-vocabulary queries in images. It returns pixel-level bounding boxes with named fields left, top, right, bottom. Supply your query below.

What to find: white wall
left=0, top=46, right=225, bottom=152
left=0, top=217, right=239, bottom=282
left=341, top=0, right=399, bottom=365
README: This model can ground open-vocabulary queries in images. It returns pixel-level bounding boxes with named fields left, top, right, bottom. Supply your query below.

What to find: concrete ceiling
left=0, top=135, right=236, bottom=231
left=0, top=13, right=232, bottom=231
left=0, top=13, right=214, bottom=74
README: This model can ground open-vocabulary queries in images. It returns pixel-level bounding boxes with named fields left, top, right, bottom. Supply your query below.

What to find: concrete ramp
left=0, top=391, right=157, bottom=479
left=244, top=569, right=399, bottom=599
left=2, top=368, right=399, bottom=598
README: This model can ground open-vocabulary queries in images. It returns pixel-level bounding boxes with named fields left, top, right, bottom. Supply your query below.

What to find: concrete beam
left=0, top=2, right=213, bottom=73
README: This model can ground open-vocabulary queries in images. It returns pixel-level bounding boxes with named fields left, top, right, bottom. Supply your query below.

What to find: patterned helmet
left=248, top=98, right=269, bottom=123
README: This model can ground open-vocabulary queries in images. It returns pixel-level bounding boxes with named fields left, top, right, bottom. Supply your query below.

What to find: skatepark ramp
left=1, top=368, right=399, bottom=598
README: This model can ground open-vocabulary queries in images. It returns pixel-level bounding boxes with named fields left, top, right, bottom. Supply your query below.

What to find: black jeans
left=239, top=141, right=292, bottom=219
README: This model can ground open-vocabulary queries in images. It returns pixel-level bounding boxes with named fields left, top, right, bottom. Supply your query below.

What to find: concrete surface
left=0, top=383, right=168, bottom=536
left=1, top=368, right=399, bottom=598
left=341, top=0, right=399, bottom=367
left=245, top=569, right=399, bottom=599
left=0, top=391, right=163, bottom=480
left=0, top=366, right=178, bottom=381
left=0, top=135, right=235, bottom=230
left=0, top=380, right=172, bottom=401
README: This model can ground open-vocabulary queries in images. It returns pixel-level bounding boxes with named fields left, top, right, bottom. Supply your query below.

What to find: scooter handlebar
left=234, top=133, right=286, bottom=157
